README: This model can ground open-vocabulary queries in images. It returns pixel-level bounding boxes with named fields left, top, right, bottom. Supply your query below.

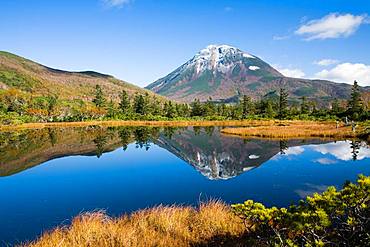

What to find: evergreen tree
left=119, top=90, right=131, bottom=114
left=300, top=96, right=309, bottom=114
left=278, top=88, right=288, bottom=119
left=348, top=80, right=362, bottom=118
left=164, top=101, right=177, bottom=118
left=93, top=85, right=105, bottom=107
left=190, top=99, right=203, bottom=117
left=134, top=94, right=146, bottom=115
left=241, top=95, right=253, bottom=118
left=46, top=95, right=58, bottom=117
left=107, top=99, right=116, bottom=118
left=150, top=97, right=162, bottom=116
left=331, top=98, right=341, bottom=115
left=143, top=92, right=152, bottom=115
left=265, top=100, right=275, bottom=118
left=204, top=97, right=215, bottom=116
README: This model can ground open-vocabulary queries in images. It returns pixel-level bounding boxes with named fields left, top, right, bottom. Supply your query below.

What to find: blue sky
left=1, top=0, right=370, bottom=86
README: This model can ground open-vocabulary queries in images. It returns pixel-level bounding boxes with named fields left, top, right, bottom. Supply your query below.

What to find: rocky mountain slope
left=146, top=45, right=356, bottom=103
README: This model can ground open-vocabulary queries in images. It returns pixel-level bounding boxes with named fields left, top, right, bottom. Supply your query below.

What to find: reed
left=22, top=201, right=245, bottom=247
left=0, top=119, right=338, bottom=131
left=221, top=122, right=361, bottom=139
left=0, top=119, right=277, bottom=131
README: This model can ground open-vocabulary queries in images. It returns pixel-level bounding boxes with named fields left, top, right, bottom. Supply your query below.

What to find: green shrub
left=232, top=175, right=370, bottom=246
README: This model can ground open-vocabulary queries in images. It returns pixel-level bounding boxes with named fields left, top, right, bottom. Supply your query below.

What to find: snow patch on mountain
left=186, top=44, right=255, bottom=74
left=249, top=66, right=260, bottom=71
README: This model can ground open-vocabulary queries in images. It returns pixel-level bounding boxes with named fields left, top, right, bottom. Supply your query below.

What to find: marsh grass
left=221, top=122, right=361, bottom=139
left=22, top=201, right=245, bottom=247
left=0, top=119, right=277, bottom=131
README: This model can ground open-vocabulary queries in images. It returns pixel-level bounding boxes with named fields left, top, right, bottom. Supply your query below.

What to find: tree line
left=91, top=80, right=368, bottom=121
left=0, top=80, right=368, bottom=124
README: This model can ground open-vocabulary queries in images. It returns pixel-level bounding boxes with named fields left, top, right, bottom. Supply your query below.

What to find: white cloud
left=314, top=59, right=339, bottom=66
left=103, top=0, right=131, bottom=8
left=314, top=158, right=337, bottom=165
left=296, top=13, right=367, bottom=40
left=312, top=141, right=370, bottom=161
left=277, top=67, right=306, bottom=78
left=315, top=62, right=370, bottom=86
left=284, top=146, right=305, bottom=156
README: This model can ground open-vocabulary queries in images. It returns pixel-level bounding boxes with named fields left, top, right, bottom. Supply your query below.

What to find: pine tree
left=190, top=99, right=203, bottom=117
left=204, top=97, right=215, bottom=117
left=348, top=80, right=362, bottom=118
left=242, top=95, right=252, bottom=119
left=265, top=100, right=275, bottom=118
left=119, top=90, right=130, bottom=114
left=46, top=95, right=58, bottom=117
left=164, top=101, right=177, bottom=118
left=278, top=88, right=288, bottom=119
left=143, top=93, right=152, bottom=115
left=300, top=96, right=309, bottom=114
left=150, top=97, right=162, bottom=116
left=107, top=99, right=116, bottom=118
left=93, top=85, right=105, bottom=107
left=331, top=98, right=341, bottom=115
left=134, top=94, right=146, bottom=115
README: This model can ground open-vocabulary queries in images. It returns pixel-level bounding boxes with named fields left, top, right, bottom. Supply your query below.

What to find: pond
left=0, top=126, right=369, bottom=245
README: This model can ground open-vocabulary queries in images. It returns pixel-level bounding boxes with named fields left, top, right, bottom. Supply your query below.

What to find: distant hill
left=146, top=45, right=362, bottom=104
left=0, top=51, right=159, bottom=101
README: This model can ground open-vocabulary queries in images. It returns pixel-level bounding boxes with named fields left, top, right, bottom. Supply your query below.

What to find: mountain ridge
left=146, top=44, right=360, bottom=104
left=0, top=51, right=161, bottom=102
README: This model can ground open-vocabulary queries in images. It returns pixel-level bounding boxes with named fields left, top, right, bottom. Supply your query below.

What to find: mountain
left=155, top=127, right=326, bottom=180
left=0, top=127, right=125, bottom=177
left=0, top=126, right=326, bottom=179
left=146, top=45, right=356, bottom=103
left=0, top=51, right=159, bottom=101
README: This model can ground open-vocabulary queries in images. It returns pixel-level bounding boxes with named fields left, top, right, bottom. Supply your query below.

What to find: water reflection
left=0, top=126, right=369, bottom=244
left=0, top=126, right=368, bottom=179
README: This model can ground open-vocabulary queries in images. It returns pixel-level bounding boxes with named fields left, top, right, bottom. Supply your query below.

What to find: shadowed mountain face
left=146, top=45, right=360, bottom=104
left=1, top=126, right=332, bottom=179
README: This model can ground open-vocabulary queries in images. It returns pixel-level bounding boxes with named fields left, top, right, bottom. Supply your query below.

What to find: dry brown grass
left=221, top=122, right=361, bottom=139
left=0, top=119, right=277, bottom=131
left=22, top=201, right=245, bottom=247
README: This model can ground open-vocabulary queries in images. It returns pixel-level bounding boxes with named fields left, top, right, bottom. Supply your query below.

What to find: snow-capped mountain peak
left=188, top=44, right=255, bottom=74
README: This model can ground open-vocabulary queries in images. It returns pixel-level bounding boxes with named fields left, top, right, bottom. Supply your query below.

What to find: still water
left=0, top=126, right=369, bottom=244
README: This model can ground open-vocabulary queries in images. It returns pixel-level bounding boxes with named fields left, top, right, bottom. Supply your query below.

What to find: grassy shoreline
left=0, top=119, right=335, bottom=131
left=23, top=201, right=246, bottom=247
left=22, top=176, right=370, bottom=247
left=0, top=119, right=288, bottom=131
left=221, top=121, right=368, bottom=139
left=2, top=119, right=367, bottom=141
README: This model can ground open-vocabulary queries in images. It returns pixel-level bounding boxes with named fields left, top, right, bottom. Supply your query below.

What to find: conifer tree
left=93, top=85, right=105, bottom=107
left=300, top=96, right=309, bottom=114
left=119, top=90, right=130, bottom=114
left=278, top=88, right=288, bottom=119
left=134, top=94, right=146, bottom=115
left=348, top=80, right=362, bottom=118
left=242, top=95, right=252, bottom=119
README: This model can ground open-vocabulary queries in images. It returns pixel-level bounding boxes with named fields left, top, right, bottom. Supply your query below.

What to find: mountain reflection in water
left=0, top=126, right=368, bottom=179
left=0, top=126, right=369, bottom=245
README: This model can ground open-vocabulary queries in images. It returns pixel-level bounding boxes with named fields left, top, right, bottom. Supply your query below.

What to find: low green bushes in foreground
left=232, top=175, right=370, bottom=247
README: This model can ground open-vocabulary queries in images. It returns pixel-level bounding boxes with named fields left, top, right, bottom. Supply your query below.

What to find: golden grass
left=221, top=122, right=361, bottom=139
left=0, top=119, right=278, bottom=131
left=22, top=201, right=245, bottom=247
